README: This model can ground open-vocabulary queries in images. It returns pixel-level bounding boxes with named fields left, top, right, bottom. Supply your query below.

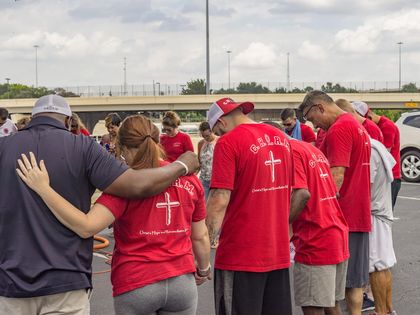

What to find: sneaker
left=362, top=293, right=375, bottom=312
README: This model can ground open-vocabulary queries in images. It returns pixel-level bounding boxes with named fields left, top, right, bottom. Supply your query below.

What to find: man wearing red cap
left=353, top=101, right=401, bottom=211
left=206, top=98, right=293, bottom=315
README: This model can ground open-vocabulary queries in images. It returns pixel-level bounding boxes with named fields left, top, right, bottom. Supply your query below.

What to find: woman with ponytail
left=160, top=111, right=194, bottom=162
left=16, top=115, right=211, bottom=315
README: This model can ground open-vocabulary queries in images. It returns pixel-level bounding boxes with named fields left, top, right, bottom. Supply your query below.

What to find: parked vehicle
left=396, top=111, right=420, bottom=182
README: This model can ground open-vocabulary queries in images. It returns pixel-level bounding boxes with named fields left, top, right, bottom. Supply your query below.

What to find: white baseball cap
left=32, top=94, right=72, bottom=117
left=351, top=101, right=369, bottom=117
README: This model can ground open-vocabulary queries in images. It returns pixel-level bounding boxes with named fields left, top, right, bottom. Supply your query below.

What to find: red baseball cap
left=208, top=97, right=254, bottom=129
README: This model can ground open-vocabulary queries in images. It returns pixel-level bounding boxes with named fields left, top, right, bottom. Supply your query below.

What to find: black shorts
left=346, top=232, right=369, bottom=288
left=214, top=268, right=292, bottom=315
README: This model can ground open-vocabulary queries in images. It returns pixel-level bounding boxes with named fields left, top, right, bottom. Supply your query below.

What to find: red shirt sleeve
left=292, top=148, right=308, bottom=190
left=81, top=128, right=91, bottom=136
left=95, top=193, right=129, bottom=219
left=183, top=133, right=194, bottom=153
left=301, top=124, right=316, bottom=143
left=326, top=125, right=352, bottom=168
left=380, top=119, right=396, bottom=150
left=192, top=183, right=207, bottom=222
left=210, top=138, right=236, bottom=190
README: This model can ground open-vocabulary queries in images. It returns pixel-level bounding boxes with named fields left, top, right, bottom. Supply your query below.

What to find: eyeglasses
left=283, top=123, right=293, bottom=127
left=302, top=104, right=320, bottom=120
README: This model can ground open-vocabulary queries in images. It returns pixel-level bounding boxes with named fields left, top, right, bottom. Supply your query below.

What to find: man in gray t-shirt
left=368, top=139, right=397, bottom=315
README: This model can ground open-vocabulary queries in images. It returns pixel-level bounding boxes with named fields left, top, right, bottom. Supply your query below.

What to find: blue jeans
left=200, top=179, right=210, bottom=201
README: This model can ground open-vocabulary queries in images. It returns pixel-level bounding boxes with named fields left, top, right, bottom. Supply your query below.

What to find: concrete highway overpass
left=2, top=93, right=420, bottom=132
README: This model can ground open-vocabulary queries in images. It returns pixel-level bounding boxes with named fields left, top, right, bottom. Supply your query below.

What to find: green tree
left=321, top=82, right=358, bottom=93
left=0, top=84, right=79, bottom=99
left=401, top=83, right=419, bottom=93
left=236, top=82, right=271, bottom=94
left=181, top=79, right=207, bottom=95
left=213, top=88, right=237, bottom=94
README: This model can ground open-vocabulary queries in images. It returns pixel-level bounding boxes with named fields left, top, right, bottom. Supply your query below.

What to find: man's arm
left=289, top=188, right=311, bottom=223
left=330, top=166, right=346, bottom=192
left=105, top=151, right=199, bottom=199
left=206, top=188, right=231, bottom=244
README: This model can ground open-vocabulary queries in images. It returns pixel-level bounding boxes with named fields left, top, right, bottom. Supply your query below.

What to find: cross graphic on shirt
left=156, top=192, right=180, bottom=226
left=319, top=166, right=329, bottom=179
left=264, top=150, right=281, bottom=183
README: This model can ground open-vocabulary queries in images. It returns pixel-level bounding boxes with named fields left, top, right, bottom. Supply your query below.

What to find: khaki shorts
left=0, top=289, right=90, bottom=315
left=293, top=260, right=348, bottom=307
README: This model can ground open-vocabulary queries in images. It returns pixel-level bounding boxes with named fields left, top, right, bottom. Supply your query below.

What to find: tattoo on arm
left=206, top=189, right=230, bottom=244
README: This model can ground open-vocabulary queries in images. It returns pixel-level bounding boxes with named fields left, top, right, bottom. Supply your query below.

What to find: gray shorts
left=346, top=232, right=369, bottom=288
left=293, top=260, right=348, bottom=307
left=113, top=274, right=197, bottom=315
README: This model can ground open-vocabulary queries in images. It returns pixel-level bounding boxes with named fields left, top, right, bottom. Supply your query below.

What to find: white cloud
left=232, top=42, right=277, bottom=68
left=298, top=41, right=328, bottom=60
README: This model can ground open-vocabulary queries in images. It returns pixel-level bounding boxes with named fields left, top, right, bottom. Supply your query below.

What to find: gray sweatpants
left=113, top=273, right=197, bottom=315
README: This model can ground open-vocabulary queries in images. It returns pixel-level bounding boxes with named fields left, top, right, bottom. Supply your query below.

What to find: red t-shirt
left=211, top=123, right=293, bottom=272
left=160, top=132, right=194, bottom=162
left=290, top=140, right=349, bottom=265
left=322, top=113, right=371, bottom=232
left=378, top=116, right=401, bottom=179
left=96, top=167, right=206, bottom=296
left=286, top=123, right=316, bottom=143
left=71, top=128, right=90, bottom=136
left=363, top=119, right=384, bottom=143
left=315, top=128, right=327, bottom=149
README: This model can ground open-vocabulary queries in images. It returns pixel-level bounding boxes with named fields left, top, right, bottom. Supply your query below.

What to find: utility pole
left=227, top=50, right=232, bottom=90
left=286, top=52, right=290, bottom=91
left=205, top=0, right=210, bottom=94
left=397, top=42, right=403, bottom=91
left=123, top=57, right=127, bottom=96
left=34, top=45, right=39, bottom=88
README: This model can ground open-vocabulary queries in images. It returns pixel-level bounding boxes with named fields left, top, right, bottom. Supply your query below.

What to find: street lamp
left=123, top=57, right=127, bottom=96
left=397, top=42, right=403, bottom=91
left=156, top=82, right=161, bottom=96
left=34, top=45, right=39, bottom=88
left=205, top=0, right=210, bottom=94
left=227, top=50, right=232, bottom=90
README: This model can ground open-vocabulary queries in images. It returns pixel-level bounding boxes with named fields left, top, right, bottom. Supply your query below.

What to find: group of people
left=0, top=92, right=400, bottom=315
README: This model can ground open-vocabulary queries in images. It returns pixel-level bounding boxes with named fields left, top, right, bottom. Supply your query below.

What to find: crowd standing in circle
left=0, top=92, right=401, bottom=315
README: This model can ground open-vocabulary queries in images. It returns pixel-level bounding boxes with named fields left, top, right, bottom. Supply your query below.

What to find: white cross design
left=156, top=192, right=180, bottom=226
left=265, top=150, right=282, bottom=182
left=319, top=166, right=329, bottom=179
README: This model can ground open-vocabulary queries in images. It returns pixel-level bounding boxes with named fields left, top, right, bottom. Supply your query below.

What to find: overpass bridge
left=2, top=93, right=419, bottom=132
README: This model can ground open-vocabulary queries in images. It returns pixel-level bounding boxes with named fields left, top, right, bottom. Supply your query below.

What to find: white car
left=396, top=111, right=420, bottom=182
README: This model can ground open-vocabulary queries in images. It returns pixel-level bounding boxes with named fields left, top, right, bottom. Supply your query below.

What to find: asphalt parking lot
left=90, top=182, right=420, bottom=315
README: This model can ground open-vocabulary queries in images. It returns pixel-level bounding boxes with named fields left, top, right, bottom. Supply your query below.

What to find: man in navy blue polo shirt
left=0, top=95, right=198, bottom=314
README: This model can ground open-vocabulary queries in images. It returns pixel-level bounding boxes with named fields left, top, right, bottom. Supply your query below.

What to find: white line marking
left=401, top=182, right=420, bottom=186
left=397, top=196, right=420, bottom=201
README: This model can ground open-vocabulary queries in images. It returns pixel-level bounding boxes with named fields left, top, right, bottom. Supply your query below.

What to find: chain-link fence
left=53, top=81, right=420, bottom=97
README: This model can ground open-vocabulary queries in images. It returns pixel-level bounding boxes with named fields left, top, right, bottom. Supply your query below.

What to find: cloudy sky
left=1, top=0, right=420, bottom=89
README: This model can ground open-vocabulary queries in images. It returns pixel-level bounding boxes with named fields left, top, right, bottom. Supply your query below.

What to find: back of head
left=105, top=112, right=122, bottom=128
left=118, top=115, right=164, bottom=170
left=0, top=107, right=9, bottom=120
left=263, top=120, right=283, bottom=131
left=299, top=90, right=334, bottom=113
left=199, top=121, right=211, bottom=132
left=280, top=108, right=296, bottom=121
left=32, top=94, right=72, bottom=118
left=335, top=99, right=356, bottom=114
left=162, top=111, right=181, bottom=128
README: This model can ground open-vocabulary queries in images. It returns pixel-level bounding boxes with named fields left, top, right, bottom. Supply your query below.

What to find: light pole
left=397, top=42, right=403, bottom=91
left=286, top=52, right=290, bottom=91
left=156, top=82, right=161, bottom=96
left=34, top=45, right=39, bottom=88
left=123, top=57, right=127, bottom=96
left=205, top=0, right=210, bottom=94
left=227, top=50, right=232, bottom=90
